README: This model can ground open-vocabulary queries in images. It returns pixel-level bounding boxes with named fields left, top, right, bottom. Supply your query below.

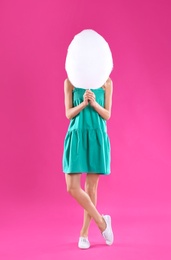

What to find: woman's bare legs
left=65, top=173, right=106, bottom=232
left=80, top=173, right=100, bottom=237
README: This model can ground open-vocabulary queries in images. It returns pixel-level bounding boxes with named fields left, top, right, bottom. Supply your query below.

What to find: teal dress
left=62, top=86, right=111, bottom=175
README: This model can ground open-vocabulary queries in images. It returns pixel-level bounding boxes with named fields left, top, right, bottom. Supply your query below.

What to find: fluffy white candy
left=65, top=29, right=113, bottom=89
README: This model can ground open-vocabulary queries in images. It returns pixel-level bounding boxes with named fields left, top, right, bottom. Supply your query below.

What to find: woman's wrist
left=91, top=101, right=98, bottom=109
left=82, top=101, right=88, bottom=108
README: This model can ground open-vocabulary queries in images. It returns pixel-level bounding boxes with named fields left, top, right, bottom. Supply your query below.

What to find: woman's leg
left=65, top=173, right=106, bottom=232
left=80, top=173, right=100, bottom=237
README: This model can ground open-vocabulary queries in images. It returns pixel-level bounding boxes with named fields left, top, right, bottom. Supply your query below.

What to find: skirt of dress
left=62, top=128, right=111, bottom=175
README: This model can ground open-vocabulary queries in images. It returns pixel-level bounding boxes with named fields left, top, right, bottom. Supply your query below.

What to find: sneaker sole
left=78, top=244, right=90, bottom=249
left=105, top=215, right=114, bottom=245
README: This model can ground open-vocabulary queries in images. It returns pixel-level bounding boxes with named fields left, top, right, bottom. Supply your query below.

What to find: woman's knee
left=66, top=185, right=72, bottom=194
left=67, top=185, right=82, bottom=199
left=65, top=173, right=81, bottom=195
left=85, top=177, right=99, bottom=196
left=85, top=183, right=97, bottom=196
left=66, top=184, right=76, bottom=194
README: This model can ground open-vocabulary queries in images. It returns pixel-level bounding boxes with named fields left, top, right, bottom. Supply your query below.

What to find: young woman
left=62, top=77, right=114, bottom=249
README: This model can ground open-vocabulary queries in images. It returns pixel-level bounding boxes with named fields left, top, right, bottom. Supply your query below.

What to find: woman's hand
left=85, top=90, right=97, bottom=108
left=83, top=90, right=89, bottom=106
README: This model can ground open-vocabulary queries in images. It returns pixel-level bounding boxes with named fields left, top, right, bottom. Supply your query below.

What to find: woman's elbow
left=105, top=111, right=111, bottom=120
left=65, top=112, right=71, bottom=120
left=105, top=116, right=110, bottom=120
left=65, top=112, right=73, bottom=120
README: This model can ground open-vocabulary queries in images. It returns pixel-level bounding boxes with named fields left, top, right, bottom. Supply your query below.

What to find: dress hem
left=63, top=171, right=111, bottom=175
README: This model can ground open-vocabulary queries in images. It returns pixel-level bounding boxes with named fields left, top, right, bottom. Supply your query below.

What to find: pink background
left=0, top=0, right=171, bottom=259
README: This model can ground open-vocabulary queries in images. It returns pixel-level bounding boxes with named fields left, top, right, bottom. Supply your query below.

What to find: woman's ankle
left=98, top=216, right=107, bottom=232
left=80, top=230, right=89, bottom=237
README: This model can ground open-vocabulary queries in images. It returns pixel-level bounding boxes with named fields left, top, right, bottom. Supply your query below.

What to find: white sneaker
left=78, top=236, right=90, bottom=249
left=102, top=214, right=114, bottom=245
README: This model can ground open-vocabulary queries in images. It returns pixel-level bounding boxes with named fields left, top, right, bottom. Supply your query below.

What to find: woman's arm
left=64, top=79, right=88, bottom=120
left=89, top=78, right=113, bottom=120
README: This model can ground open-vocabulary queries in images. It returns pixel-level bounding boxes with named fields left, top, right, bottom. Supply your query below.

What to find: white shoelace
left=81, top=237, right=89, bottom=243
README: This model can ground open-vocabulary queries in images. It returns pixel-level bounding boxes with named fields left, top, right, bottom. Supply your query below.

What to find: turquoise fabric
left=62, top=86, right=111, bottom=175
